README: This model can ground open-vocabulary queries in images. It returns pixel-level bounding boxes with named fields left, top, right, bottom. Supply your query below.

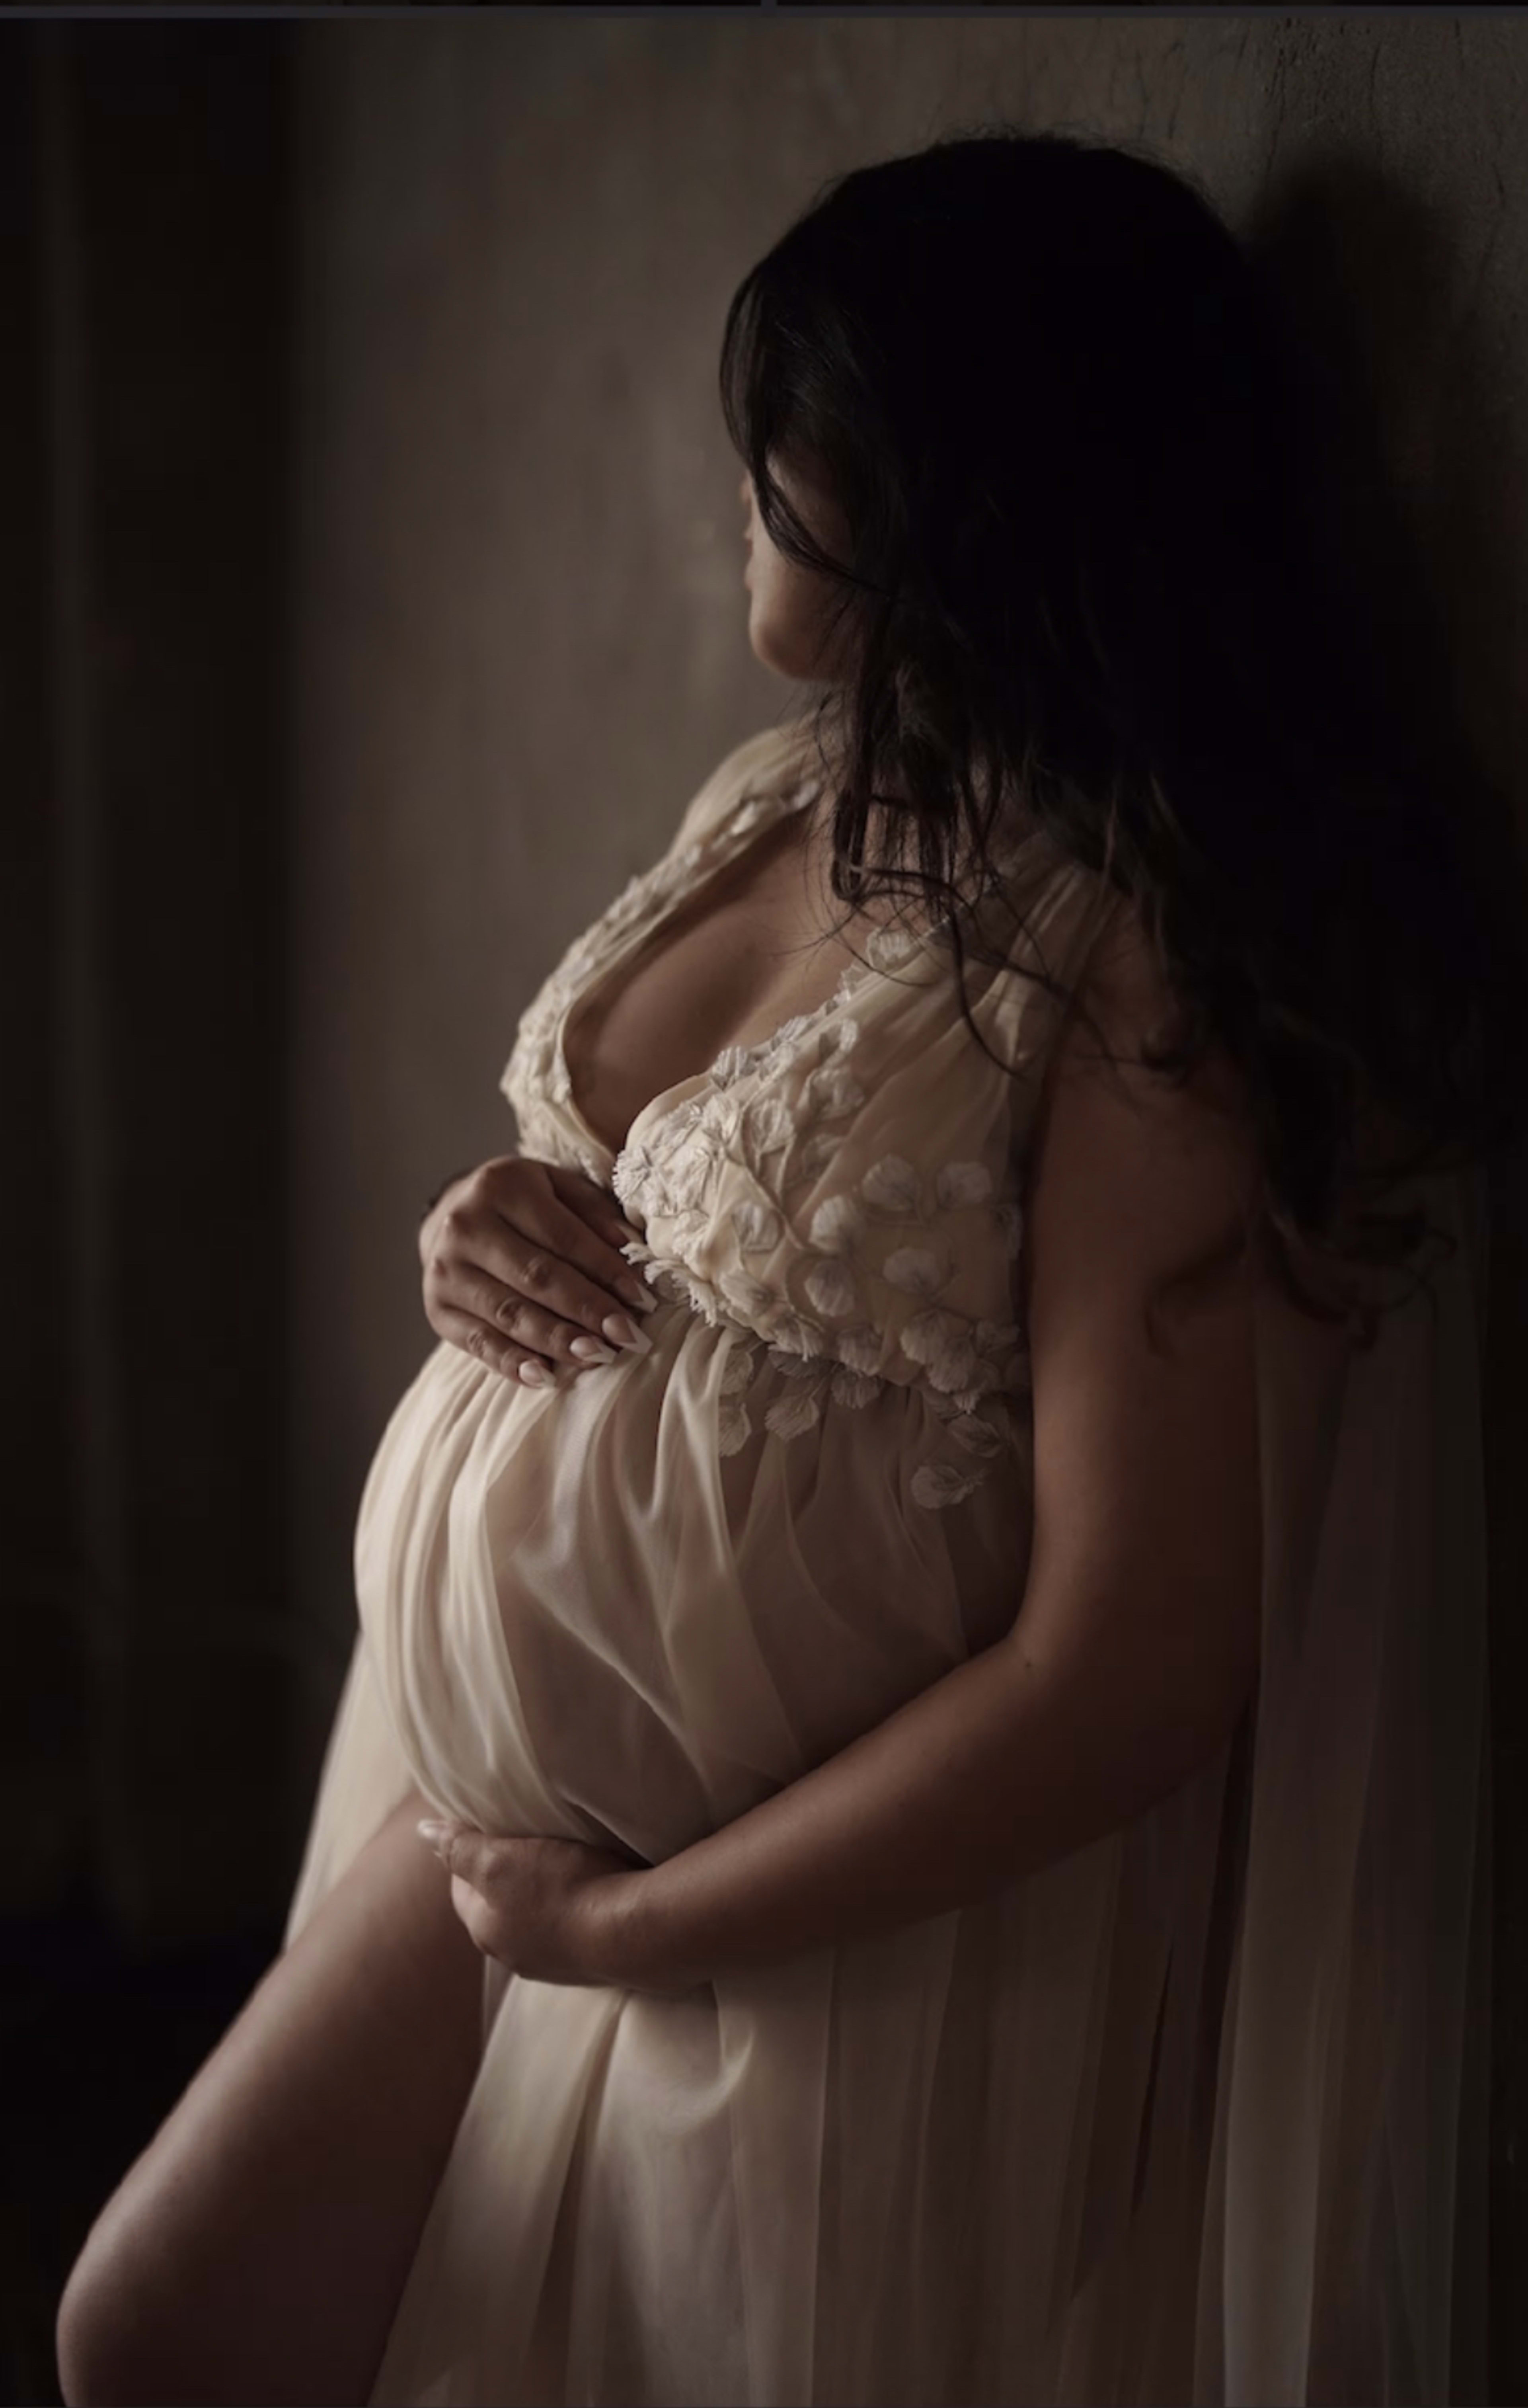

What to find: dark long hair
left=719, top=125, right=1528, bottom=1341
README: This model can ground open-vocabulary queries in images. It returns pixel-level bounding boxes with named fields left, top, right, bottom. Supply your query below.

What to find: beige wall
left=285, top=38, right=1528, bottom=2345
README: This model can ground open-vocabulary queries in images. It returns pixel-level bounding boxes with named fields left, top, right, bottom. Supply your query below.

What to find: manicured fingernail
left=416, top=1819, right=450, bottom=1848
left=519, top=1360, right=552, bottom=1387
left=570, top=1335, right=618, bottom=1363
left=602, top=1314, right=651, bottom=1353
left=620, top=1280, right=658, bottom=1314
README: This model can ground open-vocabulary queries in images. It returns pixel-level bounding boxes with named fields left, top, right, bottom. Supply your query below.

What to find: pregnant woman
left=60, top=129, right=1516, bottom=2408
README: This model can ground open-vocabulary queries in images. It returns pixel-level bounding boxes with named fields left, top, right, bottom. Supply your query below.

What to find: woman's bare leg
left=56, top=1792, right=487, bottom=2408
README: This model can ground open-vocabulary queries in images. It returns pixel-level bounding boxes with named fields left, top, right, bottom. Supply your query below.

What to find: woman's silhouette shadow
left=1251, top=148, right=1528, bottom=2408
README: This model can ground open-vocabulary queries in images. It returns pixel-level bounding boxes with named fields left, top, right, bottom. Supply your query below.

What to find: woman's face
left=739, top=454, right=855, bottom=683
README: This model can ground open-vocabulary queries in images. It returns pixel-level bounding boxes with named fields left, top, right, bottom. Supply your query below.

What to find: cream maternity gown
left=284, top=716, right=1493, bottom=2407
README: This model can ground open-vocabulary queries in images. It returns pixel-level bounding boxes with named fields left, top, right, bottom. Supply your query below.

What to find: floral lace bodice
left=500, top=724, right=1114, bottom=1510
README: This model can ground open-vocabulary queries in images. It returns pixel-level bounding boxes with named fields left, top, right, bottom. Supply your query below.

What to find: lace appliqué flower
left=621, top=1157, right=1029, bottom=1521
left=709, top=1317, right=1024, bottom=1512
left=610, top=984, right=870, bottom=1234
left=610, top=1005, right=1031, bottom=1508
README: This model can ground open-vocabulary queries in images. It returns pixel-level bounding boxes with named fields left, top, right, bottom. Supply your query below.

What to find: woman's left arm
left=605, top=915, right=1269, bottom=1996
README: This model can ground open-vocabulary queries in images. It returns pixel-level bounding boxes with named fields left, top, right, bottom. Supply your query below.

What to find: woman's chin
left=747, top=632, right=795, bottom=681
left=747, top=621, right=829, bottom=683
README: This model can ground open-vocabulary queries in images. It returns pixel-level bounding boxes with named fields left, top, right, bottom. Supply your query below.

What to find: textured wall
left=287, top=21, right=1528, bottom=2378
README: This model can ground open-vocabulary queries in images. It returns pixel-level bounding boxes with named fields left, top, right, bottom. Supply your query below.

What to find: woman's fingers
left=488, top=1272, right=637, bottom=1373
left=529, top=1169, right=656, bottom=1315
left=543, top=1163, right=647, bottom=1260
left=429, top=1249, right=633, bottom=1382
left=462, top=1214, right=650, bottom=1352
left=468, top=1177, right=652, bottom=1324
left=421, top=1156, right=657, bottom=1381
left=457, top=1163, right=647, bottom=1316
left=430, top=1304, right=570, bottom=1388
left=519, top=1186, right=655, bottom=1317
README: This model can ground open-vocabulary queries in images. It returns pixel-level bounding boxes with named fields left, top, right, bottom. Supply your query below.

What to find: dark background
left=3, top=19, right=1527, bottom=2406
left=2, top=31, right=296, bottom=2404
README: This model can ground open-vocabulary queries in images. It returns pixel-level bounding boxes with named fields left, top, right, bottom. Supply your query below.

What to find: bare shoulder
left=1066, top=896, right=1248, bottom=1116
left=1021, top=895, right=1265, bottom=1341
left=669, top=720, right=821, bottom=856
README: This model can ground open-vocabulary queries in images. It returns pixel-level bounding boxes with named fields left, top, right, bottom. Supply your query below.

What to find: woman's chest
left=562, top=808, right=899, bottom=1161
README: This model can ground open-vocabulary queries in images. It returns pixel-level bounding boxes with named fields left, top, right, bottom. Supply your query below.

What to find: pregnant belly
left=355, top=1324, right=1029, bottom=1864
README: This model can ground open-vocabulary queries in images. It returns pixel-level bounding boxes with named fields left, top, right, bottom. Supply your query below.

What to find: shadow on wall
left=1251, top=150, right=1528, bottom=2408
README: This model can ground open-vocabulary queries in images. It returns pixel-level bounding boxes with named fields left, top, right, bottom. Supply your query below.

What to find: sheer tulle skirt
left=283, top=1167, right=1489, bottom=2408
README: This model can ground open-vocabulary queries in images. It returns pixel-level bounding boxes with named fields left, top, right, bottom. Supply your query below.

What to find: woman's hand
left=419, top=1155, right=657, bottom=1389
left=417, top=1820, right=686, bottom=1995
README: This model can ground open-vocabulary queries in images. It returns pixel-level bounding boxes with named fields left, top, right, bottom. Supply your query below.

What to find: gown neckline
left=555, top=774, right=882, bottom=1176
left=555, top=759, right=1058, bottom=1184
